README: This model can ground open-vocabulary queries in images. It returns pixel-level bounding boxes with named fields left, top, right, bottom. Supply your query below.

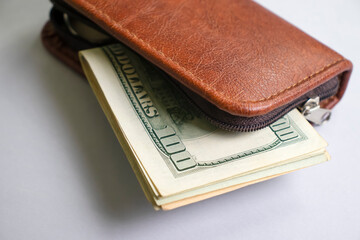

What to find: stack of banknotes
left=79, top=43, right=329, bottom=210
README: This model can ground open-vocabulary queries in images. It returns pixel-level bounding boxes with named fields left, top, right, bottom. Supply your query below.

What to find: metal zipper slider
left=300, top=96, right=331, bottom=125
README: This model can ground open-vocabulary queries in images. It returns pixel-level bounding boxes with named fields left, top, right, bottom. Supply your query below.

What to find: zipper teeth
left=179, top=80, right=339, bottom=132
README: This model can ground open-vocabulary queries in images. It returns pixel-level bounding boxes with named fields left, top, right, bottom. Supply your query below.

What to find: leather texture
left=62, top=0, right=352, bottom=117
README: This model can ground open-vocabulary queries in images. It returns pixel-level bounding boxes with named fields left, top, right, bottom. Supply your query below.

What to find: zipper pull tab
left=300, top=96, right=331, bottom=125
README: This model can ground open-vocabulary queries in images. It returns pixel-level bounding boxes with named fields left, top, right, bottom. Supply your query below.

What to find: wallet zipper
left=300, top=96, right=332, bottom=125
left=175, top=77, right=339, bottom=132
left=222, top=82, right=338, bottom=131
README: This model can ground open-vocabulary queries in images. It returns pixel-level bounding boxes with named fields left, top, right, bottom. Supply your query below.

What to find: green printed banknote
left=79, top=43, right=329, bottom=210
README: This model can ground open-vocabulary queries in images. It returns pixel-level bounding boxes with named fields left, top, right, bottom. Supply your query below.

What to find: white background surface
left=1, top=1, right=359, bottom=239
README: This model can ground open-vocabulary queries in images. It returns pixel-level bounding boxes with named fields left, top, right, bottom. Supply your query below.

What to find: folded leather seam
left=68, top=0, right=345, bottom=104
left=41, top=22, right=83, bottom=74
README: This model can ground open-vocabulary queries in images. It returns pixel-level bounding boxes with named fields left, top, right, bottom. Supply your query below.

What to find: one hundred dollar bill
left=79, top=43, right=329, bottom=210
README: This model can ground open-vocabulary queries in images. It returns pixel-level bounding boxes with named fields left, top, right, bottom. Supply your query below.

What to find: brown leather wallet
left=41, top=0, right=353, bottom=131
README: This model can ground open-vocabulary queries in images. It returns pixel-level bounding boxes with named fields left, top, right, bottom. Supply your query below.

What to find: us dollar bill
left=79, top=43, right=329, bottom=209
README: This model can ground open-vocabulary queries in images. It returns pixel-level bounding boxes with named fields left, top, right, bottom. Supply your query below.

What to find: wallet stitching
left=77, top=0, right=344, bottom=104
left=255, top=58, right=344, bottom=102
